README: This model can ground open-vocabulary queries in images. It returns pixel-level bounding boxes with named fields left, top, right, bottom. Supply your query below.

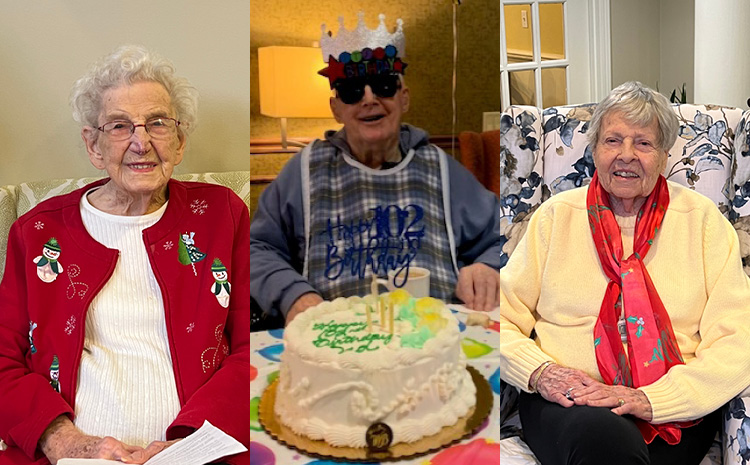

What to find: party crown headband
left=318, top=12, right=407, bottom=87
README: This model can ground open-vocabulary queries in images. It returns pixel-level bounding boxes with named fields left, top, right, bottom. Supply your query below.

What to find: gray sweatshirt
left=250, top=124, right=501, bottom=317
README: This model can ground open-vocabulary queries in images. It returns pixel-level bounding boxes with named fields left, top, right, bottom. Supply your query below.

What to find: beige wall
left=610, top=0, right=694, bottom=100
left=660, top=0, right=694, bottom=102
left=250, top=0, right=500, bottom=141
left=610, top=0, right=661, bottom=90
left=0, top=0, right=250, bottom=187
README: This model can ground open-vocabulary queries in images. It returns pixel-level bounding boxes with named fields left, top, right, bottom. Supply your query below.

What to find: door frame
left=588, top=0, right=611, bottom=102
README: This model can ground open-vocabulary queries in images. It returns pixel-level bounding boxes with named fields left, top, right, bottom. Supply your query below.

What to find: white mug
left=377, top=266, right=430, bottom=298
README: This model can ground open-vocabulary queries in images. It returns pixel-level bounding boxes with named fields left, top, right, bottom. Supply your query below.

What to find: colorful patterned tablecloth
left=250, top=310, right=500, bottom=465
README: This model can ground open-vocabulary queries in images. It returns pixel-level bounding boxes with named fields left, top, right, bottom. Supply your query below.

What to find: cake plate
left=258, top=365, right=493, bottom=462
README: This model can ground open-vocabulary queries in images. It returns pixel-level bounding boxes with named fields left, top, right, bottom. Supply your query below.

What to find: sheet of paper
left=142, top=420, right=246, bottom=465
left=58, top=420, right=246, bottom=465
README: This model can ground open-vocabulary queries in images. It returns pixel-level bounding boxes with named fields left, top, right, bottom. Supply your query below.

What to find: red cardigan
left=0, top=179, right=249, bottom=464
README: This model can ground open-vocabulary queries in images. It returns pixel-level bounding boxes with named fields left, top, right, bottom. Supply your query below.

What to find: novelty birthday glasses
left=334, top=74, right=402, bottom=105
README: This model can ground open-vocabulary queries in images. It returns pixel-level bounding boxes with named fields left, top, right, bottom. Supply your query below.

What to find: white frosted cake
left=274, top=291, right=476, bottom=448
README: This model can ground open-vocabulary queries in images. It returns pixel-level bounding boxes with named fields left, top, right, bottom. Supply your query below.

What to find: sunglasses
left=334, top=74, right=402, bottom=105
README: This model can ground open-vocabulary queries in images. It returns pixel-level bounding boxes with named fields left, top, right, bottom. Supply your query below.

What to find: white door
left=500, top=0, right=611, bottom=109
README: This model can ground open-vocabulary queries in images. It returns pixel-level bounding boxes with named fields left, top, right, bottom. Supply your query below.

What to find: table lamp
left=258, top=46, right=333, bottom=149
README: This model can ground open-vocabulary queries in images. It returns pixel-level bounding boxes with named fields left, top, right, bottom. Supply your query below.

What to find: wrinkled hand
left=121, top=439, right=181, bottom=464
left=40, top=415, right=143, bottom=464
left=573, top=382, right=653, bottom=421
left=455, top=263, right=499, bottom=312
left=285, top=292, right=323, bottom=326
left=534, top=364, right=599, bottom=407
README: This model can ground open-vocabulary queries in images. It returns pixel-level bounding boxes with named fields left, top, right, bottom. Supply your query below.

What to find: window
left=501, top=1, right=568, bottom=109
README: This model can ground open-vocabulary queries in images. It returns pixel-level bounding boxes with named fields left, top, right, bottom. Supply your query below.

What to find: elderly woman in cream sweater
left=500, top=81, right=750, bottom=465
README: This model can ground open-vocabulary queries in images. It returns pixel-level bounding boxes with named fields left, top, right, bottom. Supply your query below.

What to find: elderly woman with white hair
left=500, top=81, right=750, bottom=465
left=0, top=46, right=248, bottom=464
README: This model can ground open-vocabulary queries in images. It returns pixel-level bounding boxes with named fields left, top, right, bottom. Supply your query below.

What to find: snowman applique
left=33, top=238, right=64, bottom=283
left=49, top=355, right=60, bottom=393
left=210, top=258, right=231, bottom=308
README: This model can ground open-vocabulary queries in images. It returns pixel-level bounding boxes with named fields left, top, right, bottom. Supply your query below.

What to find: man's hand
left=455, top=263, right=499, bottom=312
left=121, top=439, right=181, bottom=464
left=40, top=415, right=143, bottom=464
left=285, top=292, right=323, bottom=326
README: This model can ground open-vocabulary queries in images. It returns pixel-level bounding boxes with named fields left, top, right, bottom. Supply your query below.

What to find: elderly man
left=250, top=12, right=500, bottom=328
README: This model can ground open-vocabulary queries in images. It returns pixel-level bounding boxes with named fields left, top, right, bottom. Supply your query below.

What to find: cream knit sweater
left=500, top=181, right=750, bottom=423
left=75, top=192, right=181, bottom=446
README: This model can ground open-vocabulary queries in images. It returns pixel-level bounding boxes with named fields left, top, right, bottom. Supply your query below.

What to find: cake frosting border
left=275, top=295, right=477, bottom=448
left=260, top=365, right=494, bottom=461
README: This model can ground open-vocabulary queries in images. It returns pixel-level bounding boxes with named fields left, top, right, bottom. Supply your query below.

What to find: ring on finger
left=565, top=387, right=574, bottom=400
left=618, top=398, right=625, bottom=407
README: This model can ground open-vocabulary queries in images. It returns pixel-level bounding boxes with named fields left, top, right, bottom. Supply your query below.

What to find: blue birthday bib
left=302, top=139, right=458, bottom=300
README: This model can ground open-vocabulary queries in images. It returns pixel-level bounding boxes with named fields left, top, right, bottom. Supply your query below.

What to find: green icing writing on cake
left=312, top=321, right=393, bottom=354
left=310, top=296, right=450, bottom=352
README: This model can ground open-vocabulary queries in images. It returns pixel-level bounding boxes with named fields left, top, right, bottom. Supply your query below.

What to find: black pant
left=519, top=391, right=720, bottom=465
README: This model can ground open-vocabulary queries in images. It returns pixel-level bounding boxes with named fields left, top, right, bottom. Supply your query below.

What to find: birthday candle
left=380, top=298, right=386, bottom=331
left=371, top=273, right=378, bottom=299
left=389, top=301, right=394, bottom=334
left=366, top=304, right=373, bottom=332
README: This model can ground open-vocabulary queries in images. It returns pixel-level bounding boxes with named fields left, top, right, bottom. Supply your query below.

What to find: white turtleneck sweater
left=75, top=190, right=181, bottom=447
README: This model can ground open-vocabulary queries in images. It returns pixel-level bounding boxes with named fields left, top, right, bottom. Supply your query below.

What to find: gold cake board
left=259, top=365, right=493, bottom=462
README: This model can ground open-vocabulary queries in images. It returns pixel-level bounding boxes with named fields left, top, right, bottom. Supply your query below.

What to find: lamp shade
left=258, top=46, right=332, bottom=118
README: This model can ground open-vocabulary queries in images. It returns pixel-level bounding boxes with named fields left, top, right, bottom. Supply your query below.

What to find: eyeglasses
left=97, top=117, right=180, bottom=141
left=334, top=74, right=402, bottom=105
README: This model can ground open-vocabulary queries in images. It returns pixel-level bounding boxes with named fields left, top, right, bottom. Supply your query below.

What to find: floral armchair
left=500, top=103, right=750, bottom=465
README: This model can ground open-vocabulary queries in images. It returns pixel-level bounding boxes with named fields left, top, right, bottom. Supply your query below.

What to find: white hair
left=588, top=81, right=678, bottom=152
left=70, top=45, right=198, bottom=137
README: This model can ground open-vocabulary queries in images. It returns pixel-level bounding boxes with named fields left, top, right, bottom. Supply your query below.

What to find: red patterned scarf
left=587, top=172, right=696, bottom=444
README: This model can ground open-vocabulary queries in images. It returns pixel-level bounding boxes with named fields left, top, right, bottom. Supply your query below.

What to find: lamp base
left=279, top=117, right=308, bottom=150
left=280, top=117, right=288, bottom=150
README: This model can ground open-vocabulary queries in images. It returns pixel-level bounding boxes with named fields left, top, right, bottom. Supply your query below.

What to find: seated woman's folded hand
left=534, top=364, right=653, bottom=421
left=534, top=363, right=598, bottom=408
left=572, top=382, right=653, bottom=421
